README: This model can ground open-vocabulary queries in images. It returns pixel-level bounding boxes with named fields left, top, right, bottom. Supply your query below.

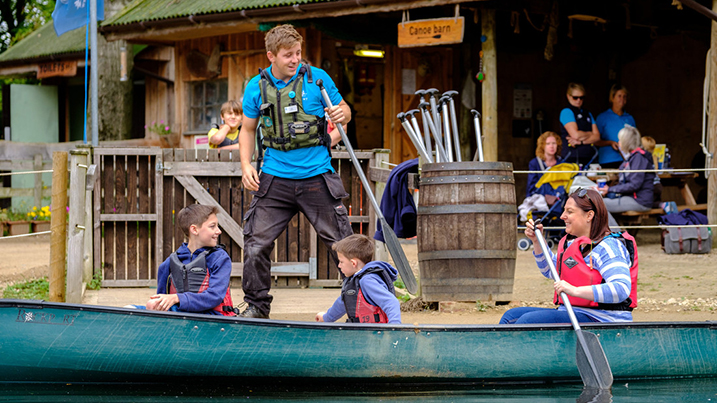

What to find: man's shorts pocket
left=251, top=172, right=275, bottom=198
left=321, top=172, right=349, bottom=200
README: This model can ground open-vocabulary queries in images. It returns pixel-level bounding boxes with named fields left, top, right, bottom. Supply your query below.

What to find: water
left=1, top=378, right=716, bottom=402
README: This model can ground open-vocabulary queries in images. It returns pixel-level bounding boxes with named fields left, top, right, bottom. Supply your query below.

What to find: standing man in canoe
left=237, top=24, right=354, bottom=319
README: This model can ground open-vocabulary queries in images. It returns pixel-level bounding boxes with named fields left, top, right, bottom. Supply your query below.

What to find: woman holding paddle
left=500, top=188, right=637, bottom=324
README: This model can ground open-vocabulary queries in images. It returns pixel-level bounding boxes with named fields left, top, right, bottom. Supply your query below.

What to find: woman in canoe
left=500, top=188, right=637, bottom=324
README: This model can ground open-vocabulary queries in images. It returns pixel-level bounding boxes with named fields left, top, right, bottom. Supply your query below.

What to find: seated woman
left=526, top=131, right=563, bottom=197
left=599, top=125, right=655, bottom=228
left=501, top=188, right=635, bottom=324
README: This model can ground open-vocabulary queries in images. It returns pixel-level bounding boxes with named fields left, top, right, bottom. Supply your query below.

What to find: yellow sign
left=398, top=17, right=465, bottom=48
left=37, top=61, right=77, bottom=79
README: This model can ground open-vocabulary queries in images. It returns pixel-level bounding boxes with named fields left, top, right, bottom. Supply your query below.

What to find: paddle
left=316, top=79, right=419, bottom=295
left=533, top=227, right=613, bottom=389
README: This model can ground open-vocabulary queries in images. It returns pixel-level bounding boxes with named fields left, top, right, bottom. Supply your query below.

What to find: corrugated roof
left=0, top=22, right=86, bottom=64
left=103, top=0, right=338, bottom=26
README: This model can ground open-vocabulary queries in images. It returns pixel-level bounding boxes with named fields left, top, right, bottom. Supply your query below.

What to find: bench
left=615, top=204, right=707, bottom=224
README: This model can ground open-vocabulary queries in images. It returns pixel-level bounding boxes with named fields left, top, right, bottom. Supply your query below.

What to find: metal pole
left=427, top=89, right=441, bottom=139
left=440, top=97, right=454, bottom=162
left=471, top=109, right=485, bottom=162
left=90, top=0, right=99, bottom=146
left=405, top=110, right=426, bottom=150
left=415, top=90, right=433, bottom=158
left=397, top=113, right=432, bottom=163
left=444, top=91, right=462, bottom=162
left=419, top=102, right=449, bottom=162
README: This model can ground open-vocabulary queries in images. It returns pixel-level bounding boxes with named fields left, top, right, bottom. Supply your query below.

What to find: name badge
left=284, top=105, right=298, bottom=114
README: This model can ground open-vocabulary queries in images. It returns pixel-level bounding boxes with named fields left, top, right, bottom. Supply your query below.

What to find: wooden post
left=33, top=154, right=43, bottom=209
left=67, top=150, right=89, bottom=303
left=49, top=152, right=68, bottom=302
left=481, top=7, right=498, bottom=162
left=709, top=0, right=717, bottom=225
left=371, top=149, right=390, bottom=262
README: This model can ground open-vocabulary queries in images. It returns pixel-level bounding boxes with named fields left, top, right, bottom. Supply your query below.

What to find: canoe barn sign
left=398, top=17, right=465, bottom=48
left=37, top=60, right=77, bottom=79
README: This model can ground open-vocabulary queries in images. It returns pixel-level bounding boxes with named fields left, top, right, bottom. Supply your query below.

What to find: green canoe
left=1, top=299, right=716, bottom=384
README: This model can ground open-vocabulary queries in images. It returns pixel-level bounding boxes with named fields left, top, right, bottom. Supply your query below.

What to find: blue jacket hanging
left=374, top=158, right=419, bottom=242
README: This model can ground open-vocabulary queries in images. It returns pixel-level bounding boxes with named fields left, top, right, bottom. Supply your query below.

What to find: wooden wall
left=171, top=28, right=323, bottom=148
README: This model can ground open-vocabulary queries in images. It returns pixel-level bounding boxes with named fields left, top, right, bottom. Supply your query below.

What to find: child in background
left=641, top=136, right=663, bottom=208
left=316, top=234, right=401, bottom=324
left=208, top=100, right=243, bottom=149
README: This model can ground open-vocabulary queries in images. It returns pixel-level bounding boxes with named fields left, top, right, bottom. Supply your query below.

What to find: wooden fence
left=94, top=147, right=390, bottom=288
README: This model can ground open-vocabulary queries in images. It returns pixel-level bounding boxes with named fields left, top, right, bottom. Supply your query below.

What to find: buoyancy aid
left=554, top=232, right=638, bottom=310
left=209, top=124, right=240, bottom=149
left=168, top=245, right=236, bottom=316
left=560, top=105, right=595, bottom=164
left=342, top=265, right=395, bottom=323
left=258, top=65, right=329, bottom=152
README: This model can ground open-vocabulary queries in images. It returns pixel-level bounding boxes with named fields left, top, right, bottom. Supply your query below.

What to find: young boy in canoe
left=143, top=204, right=236, bottom=316
left=316, top=234, right=401, bottom=324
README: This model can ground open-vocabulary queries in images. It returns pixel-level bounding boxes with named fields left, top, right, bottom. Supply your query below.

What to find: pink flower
left=164, top=126, right=170, bottom=131
left=152, top=121, right=156, bottom=125
left=144, top=125, right=147, bottom=129
left=160, top=120, right=164, bottom=124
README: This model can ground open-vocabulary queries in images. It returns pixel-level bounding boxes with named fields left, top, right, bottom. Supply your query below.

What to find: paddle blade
left=379, top=217, right=418, bottom=295
left=576, top=330, right=613, bottom=390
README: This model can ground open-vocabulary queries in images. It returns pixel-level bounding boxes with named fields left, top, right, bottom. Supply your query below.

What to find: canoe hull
left=2, top=300, right=716, bottom=384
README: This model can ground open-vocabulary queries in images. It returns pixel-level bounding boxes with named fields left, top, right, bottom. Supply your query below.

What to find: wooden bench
left=615, top=204, right=707, bottom=224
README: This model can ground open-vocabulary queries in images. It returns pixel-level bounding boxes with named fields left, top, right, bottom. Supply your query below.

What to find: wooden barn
left=100, top=0, right=716, bottom=217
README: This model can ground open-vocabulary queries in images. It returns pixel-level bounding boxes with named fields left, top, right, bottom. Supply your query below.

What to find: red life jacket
left=554, top=232, right=638, bottom=310
left=342, top=266, right=395, bottom=323
left=168, top=246, right=236, bottom=316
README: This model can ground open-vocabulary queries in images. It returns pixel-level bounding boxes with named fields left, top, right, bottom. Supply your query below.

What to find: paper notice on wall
left=402, top=69, right=416, bottom=94
left=513, top=86, right=532, bottom=119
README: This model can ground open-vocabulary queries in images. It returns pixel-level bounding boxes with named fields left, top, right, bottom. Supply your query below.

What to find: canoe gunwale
left=2, top=299, right=715, bottom=332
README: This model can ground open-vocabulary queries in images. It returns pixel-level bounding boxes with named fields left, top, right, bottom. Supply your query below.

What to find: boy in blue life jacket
left=316, top=235, right=401, bottom=324
left=142, top=204, right=236, bottom=316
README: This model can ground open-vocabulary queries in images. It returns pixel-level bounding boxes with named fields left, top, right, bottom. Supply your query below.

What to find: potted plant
left=146, top=120, right=179, bottom=148
left=4, top=208, right=31, bottom=236
left=28, top=205, right=51, bottom=232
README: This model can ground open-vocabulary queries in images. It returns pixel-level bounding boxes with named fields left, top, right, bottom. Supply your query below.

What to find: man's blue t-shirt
left=243, top=64, right=342, bottom=179
left=596, top=109, right=636, bottom=165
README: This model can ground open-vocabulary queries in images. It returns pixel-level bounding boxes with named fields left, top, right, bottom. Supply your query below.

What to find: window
left=187, top=79, right=228, bottom=133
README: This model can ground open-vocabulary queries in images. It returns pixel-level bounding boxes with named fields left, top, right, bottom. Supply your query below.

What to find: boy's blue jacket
left=324, top=261, right=402, bottom=324
left=156, top=243, right=232, bottom=315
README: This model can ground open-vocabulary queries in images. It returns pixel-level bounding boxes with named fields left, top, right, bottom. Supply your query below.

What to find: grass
left=2, top=278, right=49, bottom=300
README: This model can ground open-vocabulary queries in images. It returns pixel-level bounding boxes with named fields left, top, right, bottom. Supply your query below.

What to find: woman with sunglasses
left=595, top=85, right=636, bottom=169
left=559, top=83, right=600, bottom=167
left=500, top=188, right=635, bottom=324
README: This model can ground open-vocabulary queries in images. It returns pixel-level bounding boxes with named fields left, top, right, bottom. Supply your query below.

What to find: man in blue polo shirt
left=237, top=24, right=354, bottom=319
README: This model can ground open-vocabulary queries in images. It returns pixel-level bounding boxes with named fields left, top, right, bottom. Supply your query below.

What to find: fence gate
left=94, top=147, right=383, bottom=288
left=94, top=148, right=163, bottom=287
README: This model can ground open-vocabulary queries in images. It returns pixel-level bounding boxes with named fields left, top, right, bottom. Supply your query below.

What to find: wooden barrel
left=417, top=161, right=517, bottom=302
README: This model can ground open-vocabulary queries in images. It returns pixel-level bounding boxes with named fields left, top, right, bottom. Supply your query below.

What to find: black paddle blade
left=576, top=330, right=613, bottom=390
left=379, top=217, right=418, bottom=295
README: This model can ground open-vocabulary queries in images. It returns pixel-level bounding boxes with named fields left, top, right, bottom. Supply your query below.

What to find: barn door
left=384, top=47, right=453, bottom=164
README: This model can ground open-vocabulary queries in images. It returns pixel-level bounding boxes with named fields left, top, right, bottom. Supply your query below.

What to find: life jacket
left=168, top=245, right=236, bottom=316
left=342, top=265, right=395, bottom=323
left=209, top=125, right=239, bottom=149
left=554, top=232, right=638, bottom=310
left=258, top=65, right=329, bottom=152
left=560, top=104, right=595, bottom=165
